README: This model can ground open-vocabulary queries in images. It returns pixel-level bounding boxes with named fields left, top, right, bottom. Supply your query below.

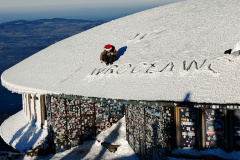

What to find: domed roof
left=1, top=0, right=240, bottom=104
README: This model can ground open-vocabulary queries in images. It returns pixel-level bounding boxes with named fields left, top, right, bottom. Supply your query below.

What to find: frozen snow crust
left=1, top=0, right=240, bottom=104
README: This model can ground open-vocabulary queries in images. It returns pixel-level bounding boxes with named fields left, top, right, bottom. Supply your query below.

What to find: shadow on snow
left=116, top=46, right=127, bottom=61
left=9, top=117, right=43, bottom=152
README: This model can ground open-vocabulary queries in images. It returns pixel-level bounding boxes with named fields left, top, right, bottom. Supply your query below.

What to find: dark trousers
left=102, top=54, right=116, bottom=64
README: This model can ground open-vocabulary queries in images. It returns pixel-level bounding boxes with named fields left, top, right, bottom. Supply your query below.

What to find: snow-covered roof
left=1, top=0, right=240, bottom=104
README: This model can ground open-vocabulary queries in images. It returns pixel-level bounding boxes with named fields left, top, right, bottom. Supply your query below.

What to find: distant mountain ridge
left=1, top=18, right=97, bottom=25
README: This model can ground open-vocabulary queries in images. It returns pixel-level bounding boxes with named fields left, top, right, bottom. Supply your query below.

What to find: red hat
left=104, top=44, right=112, bottom=51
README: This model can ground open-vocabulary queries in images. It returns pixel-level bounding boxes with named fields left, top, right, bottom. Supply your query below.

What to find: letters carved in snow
left=90, top=59, right=221, bottom=76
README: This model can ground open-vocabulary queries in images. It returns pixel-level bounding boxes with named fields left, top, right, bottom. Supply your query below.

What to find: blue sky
left=0, top=0, right=183, bottom=23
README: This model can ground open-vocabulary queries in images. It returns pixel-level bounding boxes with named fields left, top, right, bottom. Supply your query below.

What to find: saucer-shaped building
left=1, top=0, right=240, bottom=158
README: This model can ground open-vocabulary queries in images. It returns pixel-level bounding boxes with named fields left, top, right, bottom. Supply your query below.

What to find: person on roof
left=100, top=44, right=118, bottom=65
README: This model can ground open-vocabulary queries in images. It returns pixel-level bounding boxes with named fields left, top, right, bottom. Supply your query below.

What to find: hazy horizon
left=0, top=0, right=184, bottom=23
left=0, top=5, right=157, bottom=23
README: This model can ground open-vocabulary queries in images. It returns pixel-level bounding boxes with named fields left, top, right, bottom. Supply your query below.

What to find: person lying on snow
left=100, top=44, right=118, bottom=65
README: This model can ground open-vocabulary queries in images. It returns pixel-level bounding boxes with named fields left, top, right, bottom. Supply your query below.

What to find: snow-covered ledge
left=0, top=110, right=48, bottom=152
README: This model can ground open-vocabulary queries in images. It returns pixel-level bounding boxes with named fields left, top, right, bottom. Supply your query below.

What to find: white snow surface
left=231, top=40, right=240, bottom=56
left=2, top=0, right=240, bottom=104
left=0, top=110, right=47, bottom=152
